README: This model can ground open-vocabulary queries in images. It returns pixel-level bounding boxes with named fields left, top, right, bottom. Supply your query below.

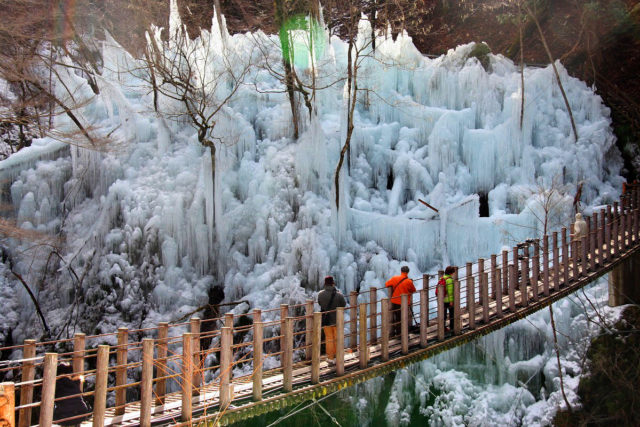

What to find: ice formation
left=0, top=4, right=625, bottom=422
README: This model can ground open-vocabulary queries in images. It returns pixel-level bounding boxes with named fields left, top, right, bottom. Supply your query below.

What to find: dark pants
left=444, top=302, right=454, bottom=330
left=391, top=303, right=401, bottom=337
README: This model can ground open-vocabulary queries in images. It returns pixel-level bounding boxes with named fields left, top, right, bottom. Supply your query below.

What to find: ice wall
left=0, top=8, right=623, bottom=340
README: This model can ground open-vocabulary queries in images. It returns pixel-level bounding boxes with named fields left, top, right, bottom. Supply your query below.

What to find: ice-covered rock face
left=0, top=9, right=622, bottom=338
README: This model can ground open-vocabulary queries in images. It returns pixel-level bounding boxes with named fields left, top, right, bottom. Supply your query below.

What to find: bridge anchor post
left=608, top=252, right=640, bottom=307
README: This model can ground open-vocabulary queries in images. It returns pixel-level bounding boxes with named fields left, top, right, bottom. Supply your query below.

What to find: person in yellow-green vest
left=437, top=266, right=455, bottom=331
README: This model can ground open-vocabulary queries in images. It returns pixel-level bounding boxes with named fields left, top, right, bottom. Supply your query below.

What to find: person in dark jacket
left=317, top=276, right=346, bottom=363
left=53, top=363, right=90, bottom=426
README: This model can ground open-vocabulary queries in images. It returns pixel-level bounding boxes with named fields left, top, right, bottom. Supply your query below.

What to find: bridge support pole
left=253, top=321, right=263, bottom=400
left=283, top=317, right=293, bottom=392
left=400, top=295, right=408, bottom=355
left=115, top=327, right=128, bottom=415
left=453, top=277, right=461, bottom=335
left=156, top=322, right=168, bottom=405
left=140, top=339, right=154, bottom=427
left=608, top=252, right=640, bottom=307
left=369, top=287, right=377, bottom=345
left=190, top=317, right=201, bottom=395
left=336, top=307, right=345, bottom=375
left=360, top=303, right=370, bottom=365
left=381, top=299, right=390, bottom=360
left=466, top=263, right=475, bottom=330
left=94, top=346, right=109, bottom=427
left=40, top=353, right=57, bottom=427
left=420, top=289, right=428, bottom=348
left=18, top=339, right=36, bottom=427
left=219, top=327, right=232, bottom=409
left=437, top=284, right=445, bottom=340
left=495, top=267, right=503, bottom=318
left=311, top=312, right=321, bottom=384
left=349, top=292, right=358, bottom=350
left=305, top=300, right=313, bottom=361
left=181, top=333, right=194, bottom=422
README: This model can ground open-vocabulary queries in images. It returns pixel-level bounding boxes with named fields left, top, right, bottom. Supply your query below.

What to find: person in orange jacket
left=385, top=266, right=416, bottom=337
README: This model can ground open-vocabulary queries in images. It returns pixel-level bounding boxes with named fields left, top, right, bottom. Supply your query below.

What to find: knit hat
left=324, top=276, right=335, bottom=285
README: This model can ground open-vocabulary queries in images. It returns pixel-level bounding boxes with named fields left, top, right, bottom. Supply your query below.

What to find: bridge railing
left=1, top=186, right=639, bottom=426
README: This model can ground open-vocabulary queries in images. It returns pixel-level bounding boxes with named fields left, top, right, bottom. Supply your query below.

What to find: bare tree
left=143, top=4, right=252, bottom=230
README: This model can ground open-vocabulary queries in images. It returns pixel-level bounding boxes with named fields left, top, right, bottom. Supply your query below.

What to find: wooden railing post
left=283, top=317, right=293, bottom=392
left=349, top=291, right=358, bottom=350
left=72, top=333, right=85, bottom=391
left=520, top=258, right=529, bottom=307
left=495, top=267, right=503, bottom=318
left=280, top=304, right=288, bottom=355
left=381, top=298, right=390, bottom=360
left=93, top=346, right=109, bottom=427
left=360, top=303, right=369, bottom=366
left=369, top=287, right=378, bottom=344
left=590, top=214, right=597, bottom=270
left=561, top=227, right=569, bottom=286
left=140, top=338, right=154, bottom=427
left=600, top=208, right=607, bottom=262
left=225, top=313, right=234, bottom=328
left=423, top=274, right=430, bottom=326
left=512, top=246, right=519, bottom=288
left=252, top=320, right=263, bottom=401
left=633, top=208, right=638, bottom=242
left=490, top=255, right=497, bottom=300
left=437, top=282, right=445, bottom=340
left=400, top=295, right=408, bottom=355
left=336, top=307, right=345, bottom=375
left=502, top=250, right=509, bottom=296
left=311, top=312, right=321, bottom=384
left=190, top=317, right=202, bottom=394
left=613, top=202, right=620, bottom=254
left=305, top=299, right=313, bottom=361
left=156, top=322, right=168, bottom=405
left=479, top=258, right=489, bottom=324
left=219, top=328, right=232, bottom=409
left=542, top=234, right=549, bottom=297
left=581, top=235, right=588, bottom=275
left=466, top=263, right=475, bottom=330
left=605, top=206, right=612, bottom=261
left=181, top=333, right=193, bottom=422
left=18, top=339, right=36, bottom=427
left=508, top=264, right=516, bottom=312
left=613, top=216, right=619, bottom=257
left=532, top=254, right=540, bottom=302
left=0, top=383, right=14, bottom=427
left=115, top=327, right=128, bottom=416
left=552, top=232, right=560, bottom=291
left=39, top=353, right=57, bottom=427
left=420, top=288, right=428, bottom=348
left=453, top=277, right=461, bottom=335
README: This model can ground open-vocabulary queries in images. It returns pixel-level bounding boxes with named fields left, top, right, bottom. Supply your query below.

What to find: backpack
left=436, top=276, right=448, bottom=297
left=321, top=288, right=336, bottom=326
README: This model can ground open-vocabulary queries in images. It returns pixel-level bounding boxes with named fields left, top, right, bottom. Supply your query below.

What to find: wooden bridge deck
left=2, top=189, right=640, bottom=426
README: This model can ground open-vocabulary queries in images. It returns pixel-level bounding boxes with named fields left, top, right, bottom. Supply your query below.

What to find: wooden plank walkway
left=2, top=187, right=639, bottom=426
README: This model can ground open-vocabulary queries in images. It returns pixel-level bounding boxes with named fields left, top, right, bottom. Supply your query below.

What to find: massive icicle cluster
left=0, top=6, right=622, bottom=345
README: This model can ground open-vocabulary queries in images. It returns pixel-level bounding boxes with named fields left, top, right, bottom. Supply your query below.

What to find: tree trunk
left=525, top=3, right=579, bottom=142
